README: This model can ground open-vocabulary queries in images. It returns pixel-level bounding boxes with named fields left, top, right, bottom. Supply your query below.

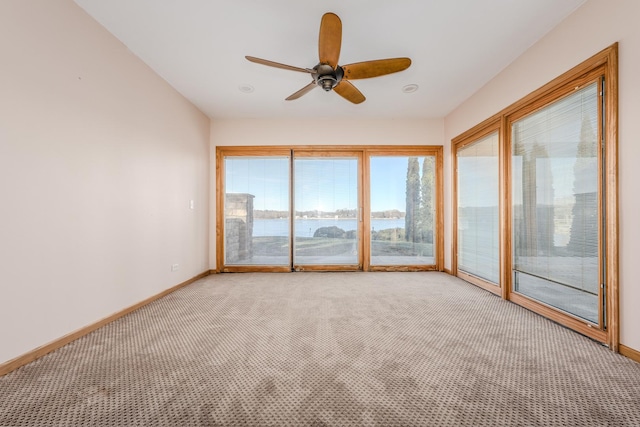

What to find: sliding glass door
left=369, top=155, right=436, bottom=267
left=511, top=81, right=601, bottom=324
left=293, top=154, right=361, bottom=269
left=451, top=46, right=617, bottom=346
left=217, top=146, right=442, bottom=272
left=456, top=132, right=500, bottom=287
left=223, top=154, right=291, bottom=269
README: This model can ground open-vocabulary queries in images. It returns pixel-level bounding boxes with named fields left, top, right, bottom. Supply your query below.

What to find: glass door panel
left=511, top=82, right=601, bottom=324
left=224, top=156, right=290, bottom=266
left=293, top=156, right=360, bottom=268
left=457, top=132, right=500, bottom=284
left=369, top=156, right=435, bottom=266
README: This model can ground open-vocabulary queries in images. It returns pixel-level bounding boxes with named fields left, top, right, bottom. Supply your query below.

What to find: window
left=217, top=146, right=443, bottom=272
left=511, top=82, right=600, bottom=324
left=369, top=155, right=437, bottom=266
left=224, top=156, right=290, bottom=267
left=451, top=44, right=618, bottom=348
left=456, top=131, right=500, bottom=287
left=294, top=155, right=360, bottom=268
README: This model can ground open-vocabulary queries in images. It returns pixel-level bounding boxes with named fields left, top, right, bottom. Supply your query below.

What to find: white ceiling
left=73, top=0, right=586, bottom=120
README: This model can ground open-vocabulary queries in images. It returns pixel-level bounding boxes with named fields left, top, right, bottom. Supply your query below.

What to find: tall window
left=369, top=156, right=437, bottom=266
left=512, top=82, right=600, bottom=323
left=457, top=132, right=500, bottom=285
left=294, top=156, right=359, bottom=267
left=223, top=156, right=290, bottom=267
left=451, top=44, right=617, bottom=347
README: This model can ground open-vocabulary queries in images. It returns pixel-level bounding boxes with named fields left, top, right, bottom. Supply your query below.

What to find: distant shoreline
left=252, top=217, right=407, bottom=237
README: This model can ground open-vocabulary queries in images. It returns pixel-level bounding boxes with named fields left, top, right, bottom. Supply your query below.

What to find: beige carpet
left=1, top=272, right=639, bottom=426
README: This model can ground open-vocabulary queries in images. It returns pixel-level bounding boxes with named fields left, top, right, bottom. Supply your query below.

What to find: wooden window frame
left=215, top=146, right=292, bottom=273
left=452, top=119, right=504, bottom=297
left=365, top=146, right=444, bottom=272
left=451, top=43, right=619, bottom=349
left=216, top=145, right=444, bottom=273
left=292, top=148, right=364, bottom=272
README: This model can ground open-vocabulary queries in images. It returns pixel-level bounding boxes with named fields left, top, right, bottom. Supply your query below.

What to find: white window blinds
left=457, top=132, right=500, bottom=284
left=511, top=82, right=600, bottom=323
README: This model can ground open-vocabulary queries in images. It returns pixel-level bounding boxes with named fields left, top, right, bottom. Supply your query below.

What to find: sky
left=225, top=156, right=290, bottom=211
left=224, top=156, right=425, bottom=213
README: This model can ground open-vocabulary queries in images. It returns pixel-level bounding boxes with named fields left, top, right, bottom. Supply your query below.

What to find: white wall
left=0, top=1, right=210, bottom=364
left=444, top=0, right=640, bottom=351
left=209, top=118, right=445, bottom=267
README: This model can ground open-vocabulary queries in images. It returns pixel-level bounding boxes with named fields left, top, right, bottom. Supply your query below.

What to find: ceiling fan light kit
left=246, top=12, right=411, bottom=104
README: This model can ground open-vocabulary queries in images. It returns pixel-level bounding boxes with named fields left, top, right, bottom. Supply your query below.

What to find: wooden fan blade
left=285, top=81, right=317, bottom=100
left=342, top=58, right=412, bottom=79
left=334, top=80, right=365, bottom=104
left=245, top=56, right=312, bottom=73
left=318, top=12, right=342, bottom=69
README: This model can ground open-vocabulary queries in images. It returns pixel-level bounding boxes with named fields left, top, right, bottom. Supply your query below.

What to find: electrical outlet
left=171, top=264, right=179, bottom=272
left=189, top=200, right=194, bottom=210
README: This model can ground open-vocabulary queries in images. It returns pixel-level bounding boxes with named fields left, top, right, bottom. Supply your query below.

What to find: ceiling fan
left=245, top=12, right=411, bottom=104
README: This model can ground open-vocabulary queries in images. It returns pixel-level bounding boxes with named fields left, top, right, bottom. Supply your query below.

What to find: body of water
left=252, top=218, right=406, bottom=237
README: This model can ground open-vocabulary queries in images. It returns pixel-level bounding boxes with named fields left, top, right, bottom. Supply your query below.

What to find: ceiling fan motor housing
left=313, top=63, right=344, bottom=91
